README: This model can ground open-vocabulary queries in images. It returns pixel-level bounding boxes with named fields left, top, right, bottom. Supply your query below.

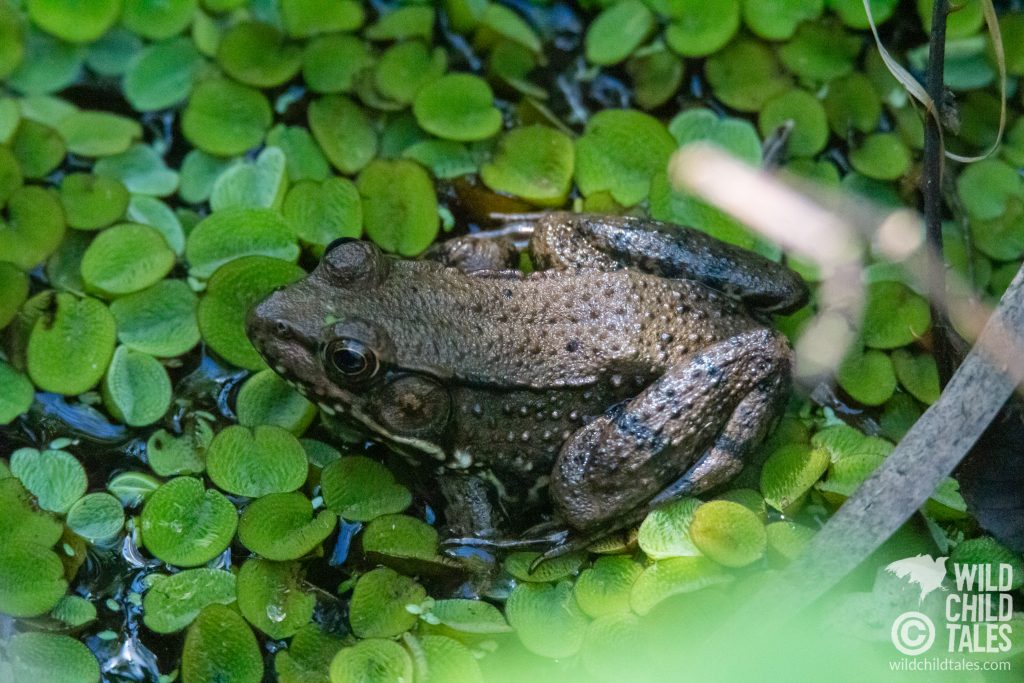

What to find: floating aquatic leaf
left=102, top=345, right=172, bottom=426
left=837, top=346, right=897, bottom=406
left=689, top=500, right=767, bottom=568
left=413, top=73, right=503, bottom=142
left=0, top=4, right=25, bottom=80
left=504, top=551, right=585, bottom=583
left=891, top=348, right=940, bottom=405
left=849, top=133, right=912, bottom=180
left=758, top=89, right=829, bottom=157
left=237, top=369, right=316, bottom=433
left=183, top=79, right=272, bottom=157
left=778, top=21, right=859, bottom=82
left=575, top=109, right=675, bottom=206
left=124, top=37, right=203, bottom=112
left=637, top=496, right=703, bottom=559
left=109, top=279, right=199, bottom=357
left=481, top=125, right=574, bottom=206
left=705, top=38, right=791, bottom=112
left=50, top=594, right=97, bottom=628
left=7, top=27, right=83, bottom=95
left=27, top=293, right=116, bottom=395
left=506, top=580, right=589, bottom=658
left=861, top=281, right=931, bottom=348
left=58, top=111, right=142, bottom=157
left=742, top=0, right=822, bottom=40
left=84, top=27, right=142, bottom=77
left=280, top=0, right=364, bottom=37
left=321, top=456, right=411, bottom=521
left=238, top=491, right=337, bottom=560
left=829, top=0, right=898, bottom=29
left=237, top=558, right=316, bottom=639
left=759, top=444, right=830, bottom=514
left=0, top=262, right=28, bottom=328
left=94, top=143, right=179, bottom=196
left=349, top=567, right=426, bottom=638
left=140, top=476, right=237, bottom=567
left=59, top=173, right=130, bottom=231
left=197, top=255, right=306, bottom=369
left=374, top=41, right=447, bottom=106
left=362, top=513, right=439, bottom=563
left=357, top=159, right=439, bottom=256
left=283, top=177, right=362, bottom=247
left=823, top=72, right=882, bottom=136
left=765, top=521, right=816, bottom=564
left=182, top=604, right=264, bottom=683
left=406, top=634, right=484, bottom=683
left=206, top=424, right=308, bottom=498
left=10, top=446, right=86, bottom=514
left=2, top=632, right=99, bottom=683
left=428, top=599, right=512, bottom=634
left=81, top=223, right=175, bottom=297
left=65, top=492, right=125, bottom=541
left=274, top=624, right=343, bottom=683
left=366, top=5, right=434, bottom=41
left=186, top=207, right=298, bottom=279
left=143, top=568, right=237, bottom=634
left=950, top=537, right=1024, bottom=590
left=122, top=0, right=198, bottom=41
left=0, top=541, right=68, bottom=617
left=573, top=556, right=644, bottom=618
left=210, top=146, right=289, bottom=211
left=217, top=21, right=302, bottom=88
left=0, top=360, right=33, bottom=424
left=584, top=0, right=654, bottom=66
left=664, top=0, right=741, bottom=58
left=329, top=639, right=412, bottom=683
left=106, top=470, right=161, bottom=507
left=629, top=556, right=732, bottom=615
left=956, top=158, right=1023, bottom=221
left=302, top=34, right=373, bottom=95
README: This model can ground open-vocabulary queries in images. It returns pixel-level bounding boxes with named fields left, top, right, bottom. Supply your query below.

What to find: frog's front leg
left=530, top=212, right=808, bottom=314
left=550, top=327, right=790, bottom=534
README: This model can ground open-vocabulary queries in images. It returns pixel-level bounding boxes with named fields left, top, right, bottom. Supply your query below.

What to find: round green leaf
left=950, top=537, right=1024, bottom=590
left=102, top=345, right=172, bottom=426
left=329, top=639, right=412, bottom=683
left=237, top=558, right=316, bottom=639
left=778, top=21, right=860, bottom=81
left=58, top=111, right=142, bottom=157
left=0, top=263, right=29, bottom=329
left=573, top=556, right=645, bottom=618
left=186, top=207, right=298, bottom=279
left=122, top=0, right=197, bottom=41
left=84, top=27, right=142, bottom=76
left=283, top=177, right=363, bottom=247
left=664, top=0, right=741, bottom=58
left=238, top=491, right=337, bottom=560
left=408, top=634, right=483, bottom=683
left=0, top=185, right=66, bottom=270
left=10, top=446, right=86, bottom=514
left=59, top=173, right=130, bottom=230
left=182, top=79, right=272, bottom=156
left=109, top=279, right=200, bottom=357
left=585, top=0, right=654, bottom=66
left=237, top=369, right=316, bottom=433
left=146, top=420, right=213, bottom=477
left=766, top=520, right=816, bottom=564
left=267, top=124, right=331, bottom=183
left=759, top=443, right=830, bottom=514
left=362, top=513, right=439, bottom=563
left=308, top=95, right=377, bottom=174
left=281, top=0, right=365, bottom=37
left=705, top=38, right=791, bottom=112
left=349, top=566, right=425, bottom=638
left=140, top=476, right=237, bottom=567
left=956, top=159, right=1023, bottom=221
left=413, top=74, right=502, bottom=142
left=106, top=470, right=161, bottom=507
left=0, top=143, right=22, bottom=205
left=217, top=21, right=302, bottom=88
left=50, top=594, right=97, bottom=628
left=12, top=118, right=65, bottom=178
left=94, top=143, right=179, bottom=196
left=758, top=89, right=828, bottom=157
left=0, top=4, right=25, bottom=80
left=742, top=0, right=822, bottom=40
left=196, top=255, right=306, bottom=370
left=575, top=108, right=675, bottom=206
left=891, top=348, right=940, bottom=404
left=629, top=556, right=732, bottom=615
left=0, top=360, right=33, bottom=424
left=823, top=72, right=882, bottom=136
left=3, top=632, right=99, bottom=682
left=124, top=37, right=203, bottom=111
left=81, top=223, right=175, bottom=297
left=374, top=41, right=447, bottom=105
left=7, top=27, right=84, bottom=95
left=506, top=581, right=589, bottom=658
left=65, top=492, right=124, bottom=541
left=837, top=346, right=897, bottom=406
left=302, top=34, right=373, bottom=94
left=0, top=542, right=68, bottom=617
left=27, top=293, right=116, bottom=395
left=428, top=599, right=511, bottom=634
left=637, top=496, right=702, bottom=559
left=182, top=604, right=263, bottom=683
left=829, top=0, right=898, bottom=29
left=365, top=5, right=434, bottom=41
left=320, top=456, right=412, bottom=521
left=849, top=133, right=911, bottom=180
left=689, top=500, right=767, bottom=568
left=862, top=281, right=931, bottom=348
left=504, top=550, right=585, bottom=583
left=274, top=624, right=343, bottom=683
left=206, top=424, right=308, bottom=497
left=481, top=125, right=574, bottom=206
left=210, top=146, right=289, bottom=212
left=143, top=568, right=237, bottom=634
left=357, top=159, right=439, bottom=256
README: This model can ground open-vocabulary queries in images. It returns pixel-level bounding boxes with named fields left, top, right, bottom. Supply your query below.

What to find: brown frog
left=246, top=213, right=808, bottom=556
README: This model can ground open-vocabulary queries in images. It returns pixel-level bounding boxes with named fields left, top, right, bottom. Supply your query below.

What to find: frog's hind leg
left=529, top=212, right=808, bottom=314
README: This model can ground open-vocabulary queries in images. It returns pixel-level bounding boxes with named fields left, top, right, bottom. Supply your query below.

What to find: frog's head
left=246, top=239, right=452, bottom=458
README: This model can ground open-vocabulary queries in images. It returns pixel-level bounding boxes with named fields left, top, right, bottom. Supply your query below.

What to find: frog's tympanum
left=247, top=213, right=808, bottom=556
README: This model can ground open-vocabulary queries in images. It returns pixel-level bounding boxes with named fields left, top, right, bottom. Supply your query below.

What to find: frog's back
left=353, top=262, right=762, bottom=390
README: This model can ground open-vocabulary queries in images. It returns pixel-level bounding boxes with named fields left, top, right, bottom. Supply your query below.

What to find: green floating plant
left=688, top=500, right=767, bottom=568
left=182, top=604, right=264, bottom=683
left=758, top=88, right=829, bottom=158
left=50, top=594, right=97, bottom=628
left=481, top=125, right=574, bottom=206
left=405, top=633, right=484, bottom=683
left=823, top=72, right=882, bottom=136
left=10, top=446, right=86, bottom=514
left=329, top=639, right=412, bottom=683
left=837, top=346, right=897, bottom=406
left=206, top=424, right=308, bottom=498
left=413, top=73, right=503, bottom=142
left=778, top=21, right=860, bottom=82
left=280, top=0, right=365, bottom=37
left=81, top=223, right=175, bottom=297
left=283, top=176, right=363, bottom=248
left=504, top=551, right=585, bottom=583
left=573, top=556, right=645, bottom=618
left=357, top=159, right=439, bottom=256
left=829, top=0, right=899, bottom=29
left=365, top=4, right=434, bottom=41
left=237, top=369, right=316, bottom=433
left=581, top=612, right=645, bottom=683
left=506, top=580, right=589, bottom=658
left=308, top=95, right=378, bottom=174
left=2, top=632, right=100, bottom=683
left=238, top=491, right=337, bottom=561
left=123, top=37, right=203, bottom=112
left=375, top=41, right=447, bottom=106
left=303, top=34, right=373, bottom=95
left=147, top=419, right=212, bottom=477
left=759, top=443, right=830, bottom=514
left=362, top=513, right=440, bottom=564
left=627, top=47, right=684, bottom=110
left=950, top=537, right=1024, bottom=591
left=142, top=567, right=238, bottom=634
left=629, top=556, right=732, bottom=616
left=765, top=520, right=816, bottom=564
left=584, top=0, right=654, bottom=66
left=196, top=255, right=306, bottom=370
left=274, top=624, right=342, bottom=683
left=1, top=185, right=66, bottom=270
left=102, top=345, right=172, bottom=426
left=57, top=110, right=142, bottom=158
left=94, top=143, right=179, bottom=196
left=109, top=279, right=200, bottom=358
left=320, top=456, right=412, bottom=521
left=186, top=207, right=298, bottom=279
left=182, top=79, right=272, bottom=157
left=59, top=172, right=130, bottom=231
left=849, top=133, right=912, bottom=180
left=861, top=280, right=931, bottom=348
left=705, top=38, right=791, bottom=112
left=65, top=492, right=124, bottom=542
left=0, top=360, right=33, bottom=424
left=663, top=0, right=741, bottom=58
left=237, top=558, right=316, bottom=639
left=140, top=476, right=237, bottom=567
left=217, top=21, right=302, bottom=88
left=349, top=566, right=426, bottom=639
left=637, top=496, right=702, bottom=559
left=428, top=598, right=512, bottom=634
left=210, top=146, right=289, bottom=211
left=742, top=0, right=823, bottom=41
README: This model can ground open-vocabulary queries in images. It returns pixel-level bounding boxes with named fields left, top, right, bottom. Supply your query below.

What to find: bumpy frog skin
left=247, top=213, right=808, bottom=550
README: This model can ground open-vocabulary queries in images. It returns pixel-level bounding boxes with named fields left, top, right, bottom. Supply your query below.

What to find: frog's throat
left=325, top=400, right=449, bottom=463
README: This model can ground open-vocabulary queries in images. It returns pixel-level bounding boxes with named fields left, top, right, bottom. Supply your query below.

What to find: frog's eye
left=326, top=339, right=379, bottom=381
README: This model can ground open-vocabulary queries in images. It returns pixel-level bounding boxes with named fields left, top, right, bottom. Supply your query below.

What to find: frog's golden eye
left=326, top=339, right=379, bottom=381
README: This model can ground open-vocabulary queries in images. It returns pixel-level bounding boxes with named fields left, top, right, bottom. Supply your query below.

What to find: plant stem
left=924, top=0, right=956, bottom=385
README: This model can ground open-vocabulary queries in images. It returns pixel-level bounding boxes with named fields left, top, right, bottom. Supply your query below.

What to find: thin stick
left=923, top=0, right=957, bottom=386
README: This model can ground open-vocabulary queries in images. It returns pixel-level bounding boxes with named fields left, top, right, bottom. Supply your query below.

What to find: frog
left=246, top=212, right=809, bottom=559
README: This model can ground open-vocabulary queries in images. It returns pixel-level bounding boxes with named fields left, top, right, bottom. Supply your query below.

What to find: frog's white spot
left=451, top=449, right=473, bottom=469
left=274, top=364, right=286, bottom=374
left=319, top=403, right=336, bottom=416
